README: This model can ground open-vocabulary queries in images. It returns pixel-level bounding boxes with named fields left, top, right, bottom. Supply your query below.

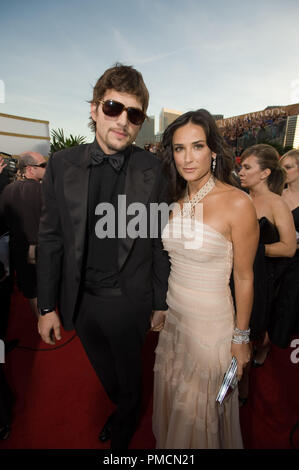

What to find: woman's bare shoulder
left=269, top=192, right=291, bottom=213
left=215, top=183, right=253, bottom=206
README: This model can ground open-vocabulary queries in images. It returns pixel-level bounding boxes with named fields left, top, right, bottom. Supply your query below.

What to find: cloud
left=112, top=27, right=192, bottom=65
left=134, top=47, right=193, bottom=65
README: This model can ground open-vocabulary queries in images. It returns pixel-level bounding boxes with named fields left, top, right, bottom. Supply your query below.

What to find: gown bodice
left=162, top=215, right=233, bottom=293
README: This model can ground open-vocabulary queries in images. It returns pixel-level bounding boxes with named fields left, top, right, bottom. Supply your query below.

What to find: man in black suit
left=1, top=152, right=46, bottom=319
left=37, top=64, right=170, bottom=449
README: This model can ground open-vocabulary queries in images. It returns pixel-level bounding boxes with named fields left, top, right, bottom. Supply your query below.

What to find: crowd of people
left=0, top=64, right=298, bottom=450
left=144, top=110, right=289, bottom=158
left=144, top=143, right=160, bottom=154
left=218, top=110, right=289, bottom=156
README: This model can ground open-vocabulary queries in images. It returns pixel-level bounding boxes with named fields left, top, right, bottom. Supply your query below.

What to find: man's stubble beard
left=106, top=128, right=136, bottom=153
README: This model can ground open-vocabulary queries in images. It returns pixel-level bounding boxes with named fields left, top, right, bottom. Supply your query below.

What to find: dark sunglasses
left=29, top=162, right=47, bottom=168
left=99, top=99, right=146, bottom=126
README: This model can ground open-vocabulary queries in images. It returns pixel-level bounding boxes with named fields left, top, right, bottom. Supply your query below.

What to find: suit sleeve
left=0, top=187, right=8, bottom=236
left=37, top=155, right=63, bottom=310
left=26, top=182, right=43, bottom=245
left=151, top=168, right=170, bottom=311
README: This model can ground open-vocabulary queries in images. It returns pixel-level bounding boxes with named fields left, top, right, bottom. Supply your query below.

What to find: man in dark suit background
left=1, top=152, right=46, bottom=319
left=37, top=64, right=170, bottom=449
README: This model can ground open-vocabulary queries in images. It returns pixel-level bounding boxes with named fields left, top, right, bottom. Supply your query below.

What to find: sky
left=1, top=0, right=299, bottom=142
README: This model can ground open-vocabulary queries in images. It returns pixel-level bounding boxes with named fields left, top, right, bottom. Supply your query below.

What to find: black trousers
left=0, top=276, right=12, bottom=340
left=75, top=291, right=150, bottom=449
left=0, top=275, right=13, bottom=428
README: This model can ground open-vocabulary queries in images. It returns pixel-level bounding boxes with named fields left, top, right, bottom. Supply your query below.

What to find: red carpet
left=1, top=287, right=299, bottom=449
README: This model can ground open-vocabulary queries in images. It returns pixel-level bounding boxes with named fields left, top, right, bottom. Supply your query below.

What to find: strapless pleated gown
left=153, top=214, right=243, bottom=449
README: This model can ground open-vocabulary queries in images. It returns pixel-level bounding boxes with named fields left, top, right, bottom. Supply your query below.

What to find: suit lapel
left=118, top=149, right=156, bottom=271
left=63, top=145, right=91, bottom=269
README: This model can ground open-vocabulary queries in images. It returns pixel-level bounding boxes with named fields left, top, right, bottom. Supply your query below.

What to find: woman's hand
left=231, top=342, right=252, bottom=380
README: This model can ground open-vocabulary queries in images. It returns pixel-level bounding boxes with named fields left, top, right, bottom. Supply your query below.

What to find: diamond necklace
left=181, top=175, right=215, bottom=218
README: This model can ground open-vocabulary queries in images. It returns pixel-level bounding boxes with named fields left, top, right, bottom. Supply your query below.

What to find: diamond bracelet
left=232, top=327, right=250, bottom=344
left=234, top=327, right=250, bottom=336
left=232, top=335, right=250, bottom=344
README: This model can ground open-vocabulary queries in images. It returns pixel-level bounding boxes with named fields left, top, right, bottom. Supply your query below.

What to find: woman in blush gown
left=151, top=109, right=259, bottom=449
left=236, top=145, right=296, bottom=404
left=269, top=149, right=299, bottom=347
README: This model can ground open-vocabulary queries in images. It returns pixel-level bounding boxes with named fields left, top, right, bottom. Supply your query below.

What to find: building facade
left=284, top=114, right=299, bottom=148
left=159, top=108, right=182, bottom=133
left=0, top=112, right=50, bottom=156
left=134, top=115, right=155, bottom=149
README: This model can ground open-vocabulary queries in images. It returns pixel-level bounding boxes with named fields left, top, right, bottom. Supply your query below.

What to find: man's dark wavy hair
left=88, top=63, right=149, bottom=132
left=159, top=109, right=236, bottom=202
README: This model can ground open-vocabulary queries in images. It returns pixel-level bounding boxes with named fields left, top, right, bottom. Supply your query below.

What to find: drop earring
left=212, top=156, right=216, bottom=173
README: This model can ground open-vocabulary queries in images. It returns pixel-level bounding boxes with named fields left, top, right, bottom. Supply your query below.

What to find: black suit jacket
left=0, top=178, right=42, bottom=252
left=37, top=143, right=170, bottom=330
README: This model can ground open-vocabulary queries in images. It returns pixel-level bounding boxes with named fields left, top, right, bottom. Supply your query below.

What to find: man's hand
left=150, top=310, right=167, bottom=332
left=38, top=311, right=62, bottom=345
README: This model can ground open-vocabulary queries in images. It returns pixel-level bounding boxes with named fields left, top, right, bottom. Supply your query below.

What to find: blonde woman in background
left=281, top=149, right=299, bottom=238
left=268, top=149, right=299, bottom=348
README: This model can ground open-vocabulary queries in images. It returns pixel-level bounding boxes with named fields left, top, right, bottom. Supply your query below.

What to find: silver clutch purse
left=216, top=357, right=238, bottom=405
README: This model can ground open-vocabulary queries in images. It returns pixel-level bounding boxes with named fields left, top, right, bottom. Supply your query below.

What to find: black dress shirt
left=83, top=139, right=131, bottom=294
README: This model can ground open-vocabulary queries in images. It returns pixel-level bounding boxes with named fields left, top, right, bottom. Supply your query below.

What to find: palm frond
left=50, top=128, right=87, bottom=154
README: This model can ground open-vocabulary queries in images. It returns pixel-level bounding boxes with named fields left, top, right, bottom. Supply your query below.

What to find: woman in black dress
left=237, top=144, right=296, bottom=402
left=268, top=149, right=299, bottom=347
